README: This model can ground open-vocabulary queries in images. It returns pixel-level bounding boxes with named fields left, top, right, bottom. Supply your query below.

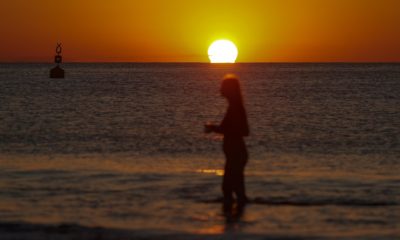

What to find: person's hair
left=221, top=74, right=244, bottom=105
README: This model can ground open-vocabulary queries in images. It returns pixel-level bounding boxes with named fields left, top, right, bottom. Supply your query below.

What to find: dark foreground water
left=0, top=63, right=399, bottom=239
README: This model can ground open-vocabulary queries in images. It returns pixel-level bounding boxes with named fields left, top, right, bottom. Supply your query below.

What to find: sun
left=208, top=40, right=238, bottom=63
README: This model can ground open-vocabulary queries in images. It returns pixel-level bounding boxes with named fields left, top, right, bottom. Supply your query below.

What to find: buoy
left=50, top=43, right=65, bottom=78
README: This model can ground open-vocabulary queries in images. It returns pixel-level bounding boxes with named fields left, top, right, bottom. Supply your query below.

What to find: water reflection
left=195, top=202, right=247, bottom=235
left=196, top=169, right=224, bottom=176
left=222, top=200, right=246, bottom=232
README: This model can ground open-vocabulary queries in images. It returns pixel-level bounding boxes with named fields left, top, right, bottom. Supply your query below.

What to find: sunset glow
left=1, top=0, right=400, bottom=62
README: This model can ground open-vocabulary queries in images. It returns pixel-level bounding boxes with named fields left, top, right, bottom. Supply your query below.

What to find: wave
left=0, top=222, right=178, bottom=240
left=0, top=221, right=398, bottom=240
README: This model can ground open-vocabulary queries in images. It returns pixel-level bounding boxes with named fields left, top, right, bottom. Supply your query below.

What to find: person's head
left=220, top=74, right=243, bottom=104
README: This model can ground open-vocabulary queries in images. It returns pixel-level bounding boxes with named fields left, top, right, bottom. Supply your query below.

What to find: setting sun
left=208, top=40, right=238, bottom=63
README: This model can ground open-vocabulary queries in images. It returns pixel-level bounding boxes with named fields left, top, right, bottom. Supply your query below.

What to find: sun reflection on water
left=195, top=224, right=225, bottom=235
left=196, top=169, right=224, bottom=176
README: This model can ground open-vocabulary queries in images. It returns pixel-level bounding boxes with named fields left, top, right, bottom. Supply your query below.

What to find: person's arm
left=210, top=124, right=224, bottom=134
left=205, top=109, right=229, bottom=134
left=205, top=114, right=227, bottom=134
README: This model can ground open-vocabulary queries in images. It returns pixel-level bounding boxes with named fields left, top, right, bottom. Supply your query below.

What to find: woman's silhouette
left=205, top=74, right=249, bottom=206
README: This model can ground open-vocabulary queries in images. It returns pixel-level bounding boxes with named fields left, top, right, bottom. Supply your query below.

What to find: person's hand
left=204, top=123, right=214, bottom=133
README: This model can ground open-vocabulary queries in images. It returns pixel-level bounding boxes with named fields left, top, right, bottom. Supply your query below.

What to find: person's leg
left=222, top=162, right=234, bottom=204
left=236, top=171, right=247, bottom=204
left=234, top=162, right=248, bottom=205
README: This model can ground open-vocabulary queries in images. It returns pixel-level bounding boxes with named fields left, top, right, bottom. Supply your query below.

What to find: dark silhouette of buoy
left=50, top=43, right=65, bottom=78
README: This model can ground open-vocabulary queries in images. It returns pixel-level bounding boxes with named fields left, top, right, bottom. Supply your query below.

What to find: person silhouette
left=205, top=74, right=249, bottom=207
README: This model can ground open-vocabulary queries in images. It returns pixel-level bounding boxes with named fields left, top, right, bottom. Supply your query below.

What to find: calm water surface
left=0, top=63, right=399, bottom=239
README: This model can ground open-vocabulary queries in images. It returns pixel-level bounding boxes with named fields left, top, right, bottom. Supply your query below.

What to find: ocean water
left=0, top=63, right=399, bottom=239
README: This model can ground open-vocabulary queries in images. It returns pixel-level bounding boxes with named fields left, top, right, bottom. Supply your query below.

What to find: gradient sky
left=1, top=0, right=399, bottom=62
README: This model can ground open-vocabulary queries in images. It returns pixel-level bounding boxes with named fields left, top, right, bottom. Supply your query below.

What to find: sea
left=0, top=63, right=399, bottom=239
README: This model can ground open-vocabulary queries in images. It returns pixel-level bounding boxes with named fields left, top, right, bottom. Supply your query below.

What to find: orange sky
left=1, top=0, right=399, bottom=62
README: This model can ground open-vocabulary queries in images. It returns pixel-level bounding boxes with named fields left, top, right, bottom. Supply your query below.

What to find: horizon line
left=1, top=61, right=399, bottom=64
